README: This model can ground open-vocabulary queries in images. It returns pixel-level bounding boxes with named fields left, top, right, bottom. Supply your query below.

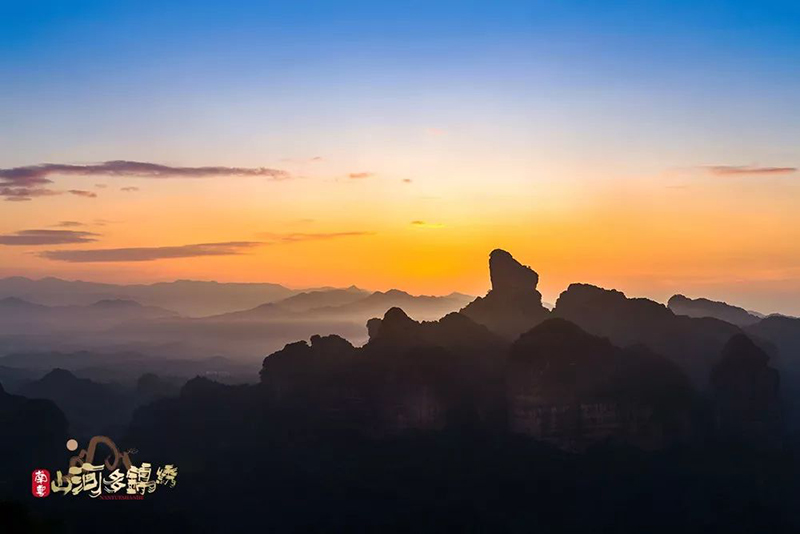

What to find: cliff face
left=711, top=334, right=783, bottom=445
left=461, top=249, right=550, bottom=340
left=259, top=308, right=506, bottom=435
left=506, top=319, right=695, bottom=450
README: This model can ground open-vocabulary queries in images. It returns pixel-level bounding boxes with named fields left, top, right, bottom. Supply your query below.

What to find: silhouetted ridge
left=461, top=249, right=550, bottom=339
left=669, top=294, right=762, bottom=327
left=554, top=283, right=741, bottom=385
left=366, top=308, right=504, bottom=353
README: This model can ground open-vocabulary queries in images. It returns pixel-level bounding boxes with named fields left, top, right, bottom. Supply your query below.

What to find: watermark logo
left=35, top=436, right=178, bottom=500
left=31, top=469, right=51, bottom=498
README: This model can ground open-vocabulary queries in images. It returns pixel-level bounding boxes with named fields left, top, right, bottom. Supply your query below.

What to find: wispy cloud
left=0, top=160, right=291, bottom=201
left=0, top=187, right=60, bottom=202
left=0, top=229, right=100, bottom=246
left=258, top=231, right=374, bottom=243
left=705, top=165, right=797, bottom=176
left=410, top=220, right=444, bottom=229
left=54, top=221, right=85, bottom=228
left=68, top=189, right=97, bottom=198
left=39, top=241, right=261, bottom=263
left=121, top=186, right=140, bottom=192
left=348, top=172, right=375, bottom=179
left=402, top=178, right=413, bottom=184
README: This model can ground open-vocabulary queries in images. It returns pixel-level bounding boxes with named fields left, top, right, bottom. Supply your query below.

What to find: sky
left=2, top=0, right=800, bottom=315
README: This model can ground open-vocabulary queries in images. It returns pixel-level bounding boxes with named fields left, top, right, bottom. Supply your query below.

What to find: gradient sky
left=2, top=1, right=800, bottom=315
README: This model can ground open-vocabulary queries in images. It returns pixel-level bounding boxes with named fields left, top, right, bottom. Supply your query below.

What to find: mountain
left=307, top=289, right=474, bottom=321
left=0, top=382, right=68, bottom=495
left=554, top=283, right=741, bottom=385
left=745, top=315, right=800, bottom=428
left=0, top=276, right=296, bottom=316
left=0, top=297, right=176, bottom=334
left=275, top=286, right=370, bottom=312
left=746, top=316, right=800, bottom=374
left=668, top=294, right=762, bottom=327
left=118, top=248, right=799, bottom=532
left=0, top=350, right=254, bottom=387
left=508, top=318, right=695, bottom=449
left=20, top=368, right=135, bottom=437
left=210, top=288, right=474, bottom=323
left=460, top=249, right=550, bottom=339
left=710, top=334, right=782, bottom=445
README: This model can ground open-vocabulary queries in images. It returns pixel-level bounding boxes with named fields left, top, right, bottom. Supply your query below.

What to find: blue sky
left=2, top=1, right=800, bottom=315
left=3, top=1, right=800, bottom=168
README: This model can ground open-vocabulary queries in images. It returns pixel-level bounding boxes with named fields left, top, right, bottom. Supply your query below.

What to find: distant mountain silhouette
left=746, top=315, right=800, bottom=376
left=306, top=289, right=474, bottom=321
left=0, top=350, right=253, bottom=388
left=275, top=286, right=370, bottom=312
left=0, top=297, right=175, bottom=335
left=461, top=249, right=550, bottom=339
left=554, top=283, right=741, bottom=385
left=210, top=288, right=473, bottom=323
left=668, top=294, right=762, bottom=326
left=0, top=276, right=296, bottom=316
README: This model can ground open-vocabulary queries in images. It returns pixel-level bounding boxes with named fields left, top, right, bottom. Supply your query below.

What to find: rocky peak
left=460, top=250, right=550, bottom=340
left=489, top=249, right=539, bottom=294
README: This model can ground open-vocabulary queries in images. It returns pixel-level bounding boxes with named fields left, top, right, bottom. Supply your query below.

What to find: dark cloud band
left=39, top=241, right=262, bottom=262
left=0, top=229, right=100, bottom=246
left=0, top=160, right=290, bottom=201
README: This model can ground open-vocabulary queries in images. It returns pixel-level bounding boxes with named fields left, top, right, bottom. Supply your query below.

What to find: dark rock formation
left=260, top=334, right=357, bottom=399
left=710, top=334, right=782, bottom=445
left=507, top=319, right=695, bottom=450
left=461, top=249, right=550, bottom=339
left=554, top=283, right=741, bottom=385
left=257, top=308, right=508, bottom=435
left=366, top=307, right=504, bottom=354
left=668, top=294, right=762, bottom=327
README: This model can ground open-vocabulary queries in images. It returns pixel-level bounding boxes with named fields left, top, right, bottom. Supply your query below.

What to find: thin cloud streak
left=0, top=187, right=60, bottom=201
left=0, top=229, right=100, bottom=246
left=258, top=231, right=374, bottom=243
left=706, top=165, right=797, bottom=176
left=410, top=220, right=444, bottom=229
left=68, top=189, right=98, bottom=198
left=39, top=241, right=262, bottom=263
left=348, top=172, right=375, bottom=179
